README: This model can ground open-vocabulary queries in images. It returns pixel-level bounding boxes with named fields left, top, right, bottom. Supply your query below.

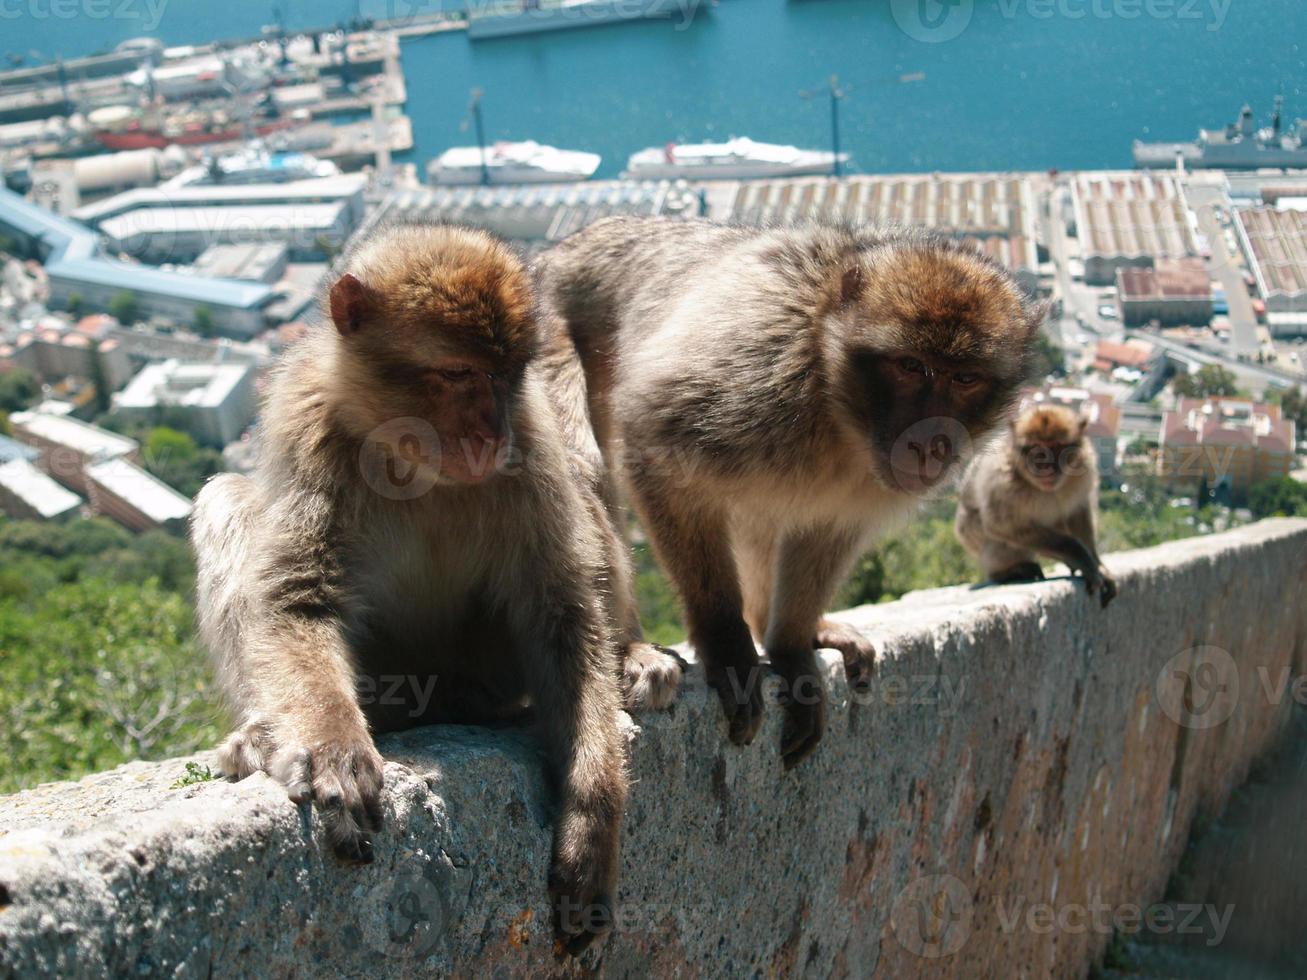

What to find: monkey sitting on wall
left=191, top=225, right=630, bottom=953
left=955, top=403, right=1118, bottom=607
left=537, top=217, right=1045, bottom=768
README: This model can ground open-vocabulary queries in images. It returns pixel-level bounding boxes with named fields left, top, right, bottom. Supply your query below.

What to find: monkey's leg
left=978, top=538, right=1039, bottom=583
left=988, top=560, right=1045, bottom=584
left=813, top=618, right=877, bottom=693
left=515, top=588, right=628, bottom=956
left=626, top=469, right=764, bottom=746
left=1004, top=526, right=1110, bottom=605
left=767, top=523, right=867, bottom=769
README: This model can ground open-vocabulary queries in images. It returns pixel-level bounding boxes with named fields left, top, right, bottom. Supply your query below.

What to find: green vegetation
left=193, top=306, right=215, bottom=338
left=0, top=368, right=40, bottom=413
left=0, top=519, right=219, bottom=795
left=1172, top=364, right=1240, bottom=399
left=171, top=761, right=216, bottom=788
left=65, top=293, right=83, bottom=317
left=0, top=411, right=10, bottom=436
left=108, top=290, right=140, bottom=325
left=1249, top=477, right=1307, bottom=520
left=139, top=427, right=225, bottom=498
left=1027, top=331, right=1067, bottom=382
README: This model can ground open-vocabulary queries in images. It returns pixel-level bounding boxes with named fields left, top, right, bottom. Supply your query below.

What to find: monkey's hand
left=622, top=642, right=685, bottom=711
left=269, top=726, right=385, bottom=864
left=1094, top=568, right=1118, bottom=609
left=704, top=653, right=765, bottom=746
left=549, top=809, right=619, bottom=957
left=777, top=673, right=827, bottom=771
left=814, top=618, right=877, bottom=693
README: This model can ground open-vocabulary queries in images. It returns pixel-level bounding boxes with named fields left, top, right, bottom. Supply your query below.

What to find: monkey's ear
left=1076, top=415, right=1089, bottom=438
left=840, top=263, right=865, bottom=304
left=329, top=273, right=374, bottom=336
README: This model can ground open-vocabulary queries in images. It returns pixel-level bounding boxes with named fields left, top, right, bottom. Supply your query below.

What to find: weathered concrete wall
left=1, top=519, right=1305, bottom=979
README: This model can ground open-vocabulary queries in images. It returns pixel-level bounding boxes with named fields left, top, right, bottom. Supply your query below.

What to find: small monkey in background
left=955, top=404, right=1118, bottom=607
left=192, top=225, right=628, bottom=953
left=537, top=217, right=1045, bottom=768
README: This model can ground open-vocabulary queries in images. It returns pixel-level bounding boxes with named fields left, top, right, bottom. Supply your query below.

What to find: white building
left=112, top=359, right=258, bottom=447
left=0, top=458, right=82, bottom=521
left=9, top=409, right=139, bottom=494
left=84, top=456, right=192, bottom=532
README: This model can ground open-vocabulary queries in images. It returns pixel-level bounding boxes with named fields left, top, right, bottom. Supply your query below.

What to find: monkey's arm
left=1064, top=505, right=1117, bottom=608
left=512, top=526, right=628, bottom=955
left=207, top=480, right=383, bottom=860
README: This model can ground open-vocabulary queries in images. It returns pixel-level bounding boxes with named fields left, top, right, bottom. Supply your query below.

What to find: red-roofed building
left=1092, top=338, right=1156, bottom=376
left=1116, top=258, right=1213, bottom=327
left=1159, top=397, right=1296, bottom=497
left=1022, top=386, right=1122, bottom=480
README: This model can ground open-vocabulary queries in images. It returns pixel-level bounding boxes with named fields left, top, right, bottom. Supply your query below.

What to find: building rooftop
left=0, top=458, right=83, bottom=519
left=1094, top=339, right=1156, bottom=370
left=74, top=174, right=369, bottom=223
left=9, top=410, right=138, bottom=459
left=114, top=359, right=252, bottom=411
left=1072, top=173, right=1199, bottom=260
left=0, top=434, right=38, bottom=464
left=1117, top=257, right=1212, bottom=301
left=1234, top=207, right=1307, bottom=301
left=84, top=456, right=192, bottom=523
left=1161, top=397, right=1295, bottom=452
left=191, top=243, right=289, bottom=283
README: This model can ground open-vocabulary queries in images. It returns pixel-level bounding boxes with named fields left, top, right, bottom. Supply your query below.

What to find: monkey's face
left=833, top=242, right=1044, bottom=496
left=843, top=348, right=1012, bottom=495
left=1009, top=407, right=1091, bottom=493
left=327, top=226, right=538, bottom=486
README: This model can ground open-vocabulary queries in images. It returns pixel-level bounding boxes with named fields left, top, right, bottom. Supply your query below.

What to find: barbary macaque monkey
left=191, top=224, right=631, bottom=953
left=537, top=217, right=1045, bottom=768
left=955, top=404, right=1118, bottom=608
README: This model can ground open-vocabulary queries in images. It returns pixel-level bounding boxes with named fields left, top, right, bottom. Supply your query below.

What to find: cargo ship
left=1134, top=99, right=1307, bottom=170
left=427, top=140, right=600, bottom=184
left=623, top=137, right=847, bottom=180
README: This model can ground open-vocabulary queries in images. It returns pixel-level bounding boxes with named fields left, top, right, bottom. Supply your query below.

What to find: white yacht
left=623, top=137, right=848, bottom=180
left=426, top=140, right=601, bottom=185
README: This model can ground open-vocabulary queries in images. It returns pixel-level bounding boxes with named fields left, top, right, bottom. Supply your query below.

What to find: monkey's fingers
left=706, top=666, right=764, bottom=746
left=1099, top=574, right=1118, bottom=609
left=779, top=696, right=825, bottom=771
left=622, top=643, right=685, bottom=712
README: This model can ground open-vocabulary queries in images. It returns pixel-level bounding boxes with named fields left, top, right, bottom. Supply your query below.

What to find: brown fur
left=536, top=217, right=1045, bottom=768
left=192, top=224, right=630, bottom=953
left=955, top=404, right=1118, bottom=606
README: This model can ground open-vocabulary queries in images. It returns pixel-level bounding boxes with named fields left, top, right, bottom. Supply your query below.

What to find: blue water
left=2, top=0, right=1304, bottom=178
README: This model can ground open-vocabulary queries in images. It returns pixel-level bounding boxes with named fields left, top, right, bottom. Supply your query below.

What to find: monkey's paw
left=705, top=658, right=765, bottom=746
left=216, top=720, right=274, bottom=779
left=622, top=643, right=685, bottom=711
left=549, top=842, right=617, bottom=956
left=779, top=682, right=826, bottom=771
left=269, top=734, right=385, bottom=864
left=815, top=619, right=877, bottom=693
left=1091, top=569, right=1118, bottom=609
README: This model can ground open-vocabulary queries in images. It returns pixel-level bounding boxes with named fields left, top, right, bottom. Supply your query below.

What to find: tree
left=140, top=426, right=224, bottom=498
left=1173, top=364, right=1239, bottom=399
left=109, top=291, right=140, bottom=325
left=1272, top=386, right=1307, bottom=446
left=0, top=368, right=39, bottom=412
left=193, top=306, right=214, bottom=338
left=1249, top=477, right=1307, bottom=519
left=0, top=410, right=9, bottom=436
left=65, top=293, right=83, bottom=317
left=1026, top=332, right=1067, bottom=382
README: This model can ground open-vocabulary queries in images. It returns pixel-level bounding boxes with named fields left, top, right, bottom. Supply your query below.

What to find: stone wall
left=2, top=519, right=1305, bottom=978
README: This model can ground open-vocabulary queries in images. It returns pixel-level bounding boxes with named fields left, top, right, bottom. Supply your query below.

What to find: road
left=1186, top=182, right=1259, bottom=358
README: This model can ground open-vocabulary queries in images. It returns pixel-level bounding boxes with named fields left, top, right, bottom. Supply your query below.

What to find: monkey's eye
left=897, top=357, right=929, bottom=377
left=952, top=372, right=982, bottom=387
left=435, top=367, right=476, bottom=383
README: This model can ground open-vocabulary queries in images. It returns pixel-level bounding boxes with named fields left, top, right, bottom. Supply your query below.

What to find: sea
left=1, top=0, right=1304, bottom=179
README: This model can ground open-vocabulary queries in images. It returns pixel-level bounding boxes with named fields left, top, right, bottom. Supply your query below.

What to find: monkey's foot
left=815, top=619, right=877, bottom=693
left=549, top=817, right=618, bottom=956
left=990, top=561, right=1044, bottom=585
left=268, top=732, right=385, bottom=864
left=622, top=642, right=685, bottom=711
left=778, top=685, right=826, bottom=771
left=216, top=720, right=273, bottom=779
left=704, top=658, right=765, bottom=746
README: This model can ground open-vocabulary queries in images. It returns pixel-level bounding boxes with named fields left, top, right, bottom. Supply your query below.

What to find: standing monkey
left=537, top=217, right=1045, bottom=768
left=192, top=225, right=628, bottom=953
left=955, top=403, right=1117, bottom=607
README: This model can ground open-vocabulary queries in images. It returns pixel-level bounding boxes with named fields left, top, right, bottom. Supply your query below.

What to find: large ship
left=426, top=140, right=601, bottom=185
left=89, top=104, right=303, bottom=151
left=1134, top=99, right=1307, bottom=170
left=466, top=0, right=688, bottom=40
left=623, top=137, right=848, bottom=180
